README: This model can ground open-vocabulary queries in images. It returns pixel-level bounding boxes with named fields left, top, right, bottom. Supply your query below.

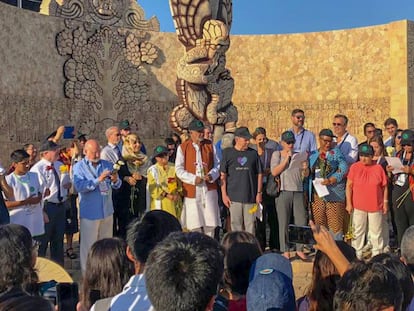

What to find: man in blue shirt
left=73, top=139, right=121, bottom=273
left=288, top=108, right=317, bottom=154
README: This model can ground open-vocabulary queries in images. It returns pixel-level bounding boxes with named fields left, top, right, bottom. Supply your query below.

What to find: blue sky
left=139, top=0, right=414, bottom=34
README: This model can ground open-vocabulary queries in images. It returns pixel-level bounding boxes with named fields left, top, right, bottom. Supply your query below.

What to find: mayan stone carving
left=169, top=0, right=237, bottom=137
left=43, top=0, right=159, bottom=135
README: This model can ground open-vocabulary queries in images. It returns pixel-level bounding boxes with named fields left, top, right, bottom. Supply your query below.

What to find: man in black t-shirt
left=220, top=127, right=263, bottom=234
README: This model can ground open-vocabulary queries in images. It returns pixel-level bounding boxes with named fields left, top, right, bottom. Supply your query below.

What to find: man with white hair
left=73, top=139, right=121, bottom=272
left=101, top=126, right=122, bottom=164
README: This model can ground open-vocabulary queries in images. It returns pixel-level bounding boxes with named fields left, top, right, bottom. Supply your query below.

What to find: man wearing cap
left=332, top=114, right=358, bottom=165
left=221, top=126, right=263, bottom=234
left=175, top=119, right=221, bottom=237
left=289, top=108, right=317, bottom=153
left=346, top=143, right=388, bottom=259
left=30, top=140, right=71, bottom=266
left=73, top=139, right=121, bottom=273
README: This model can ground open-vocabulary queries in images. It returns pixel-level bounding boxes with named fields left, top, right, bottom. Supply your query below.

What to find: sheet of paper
left=385, top=157, right=404, bottom=174
left=312, top=178, right=329, bottom=197
left=289, top=152, right=308, bottom=169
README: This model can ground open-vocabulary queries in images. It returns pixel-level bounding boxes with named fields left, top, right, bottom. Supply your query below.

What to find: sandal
left=66, top=248, right=78, bottom=259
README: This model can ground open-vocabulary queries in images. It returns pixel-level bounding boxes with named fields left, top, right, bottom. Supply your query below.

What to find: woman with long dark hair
left=78, top=238, right=134, bottom=310
left=297, top=241, right=356, bottom=311
left=0, top=224, right=39, bottom=302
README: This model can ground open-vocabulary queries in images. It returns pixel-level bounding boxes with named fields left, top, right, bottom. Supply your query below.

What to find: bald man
left=73, top=139, right=122, bottom=273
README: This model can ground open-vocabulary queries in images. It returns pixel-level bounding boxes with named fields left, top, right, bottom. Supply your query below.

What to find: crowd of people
left=0, top=111, right=414, bottom=310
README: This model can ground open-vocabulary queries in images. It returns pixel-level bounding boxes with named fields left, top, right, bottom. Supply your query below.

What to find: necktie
left=51, top=164, right=63, bottom=202
left=114, top=145, right=122, bottom=159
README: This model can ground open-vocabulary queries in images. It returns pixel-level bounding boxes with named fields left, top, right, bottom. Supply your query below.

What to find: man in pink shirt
left=346, top=144, right=388, bottom=259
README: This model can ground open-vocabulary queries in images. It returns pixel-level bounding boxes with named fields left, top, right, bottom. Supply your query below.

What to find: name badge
left=395, top=174, right=407, bottom=187
left=99, top=181, right=110, bottom=196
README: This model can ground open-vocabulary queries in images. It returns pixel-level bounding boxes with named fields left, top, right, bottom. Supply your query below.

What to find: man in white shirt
left=332, top=114, right=358, bottom=165
left=101, top=126, right=122, bottom=164
left=30, top=141, right=71, bottom=266
left=383, top=117, right=399, bottom=147
left=175, top=120, right=221, bottom=237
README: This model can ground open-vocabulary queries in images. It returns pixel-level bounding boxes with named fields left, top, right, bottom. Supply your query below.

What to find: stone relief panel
left=41, top=0, right=159, bottom=30
left=43, top=0, right=164, bottom=140
left=169, top=0, right=237, bottom=139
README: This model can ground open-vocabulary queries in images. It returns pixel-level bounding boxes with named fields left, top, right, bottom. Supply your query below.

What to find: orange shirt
left=348, top=161, right=388, bottom=212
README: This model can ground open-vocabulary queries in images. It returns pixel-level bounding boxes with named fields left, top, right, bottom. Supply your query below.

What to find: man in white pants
left=73, top=139, right=121, bottom=273
left=175, top=120, right=221, bottom=237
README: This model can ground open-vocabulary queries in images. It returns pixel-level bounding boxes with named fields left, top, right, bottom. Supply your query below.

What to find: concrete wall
left=0, top=1, right=412, bottom=165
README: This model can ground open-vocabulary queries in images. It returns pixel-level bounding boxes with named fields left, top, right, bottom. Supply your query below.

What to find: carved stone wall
left=0, top=0, right=412, bottom=165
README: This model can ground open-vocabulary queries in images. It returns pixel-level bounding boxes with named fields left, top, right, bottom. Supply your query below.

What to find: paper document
left=385, top=157, right=403, bottom=174
left=312, top=178, right=329, bottom=197
left=289, top=152, right=308, bottom=169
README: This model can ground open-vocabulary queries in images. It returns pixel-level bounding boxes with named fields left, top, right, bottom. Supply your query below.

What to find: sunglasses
left=332, top=123, right=343, bottom=126
left=396, top=136, right=402, bottom=139
left=295, top=115, right=305, bottom=120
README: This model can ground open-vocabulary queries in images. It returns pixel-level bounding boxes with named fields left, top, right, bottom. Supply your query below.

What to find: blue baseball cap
left=247, top=253, right=296, bottom=311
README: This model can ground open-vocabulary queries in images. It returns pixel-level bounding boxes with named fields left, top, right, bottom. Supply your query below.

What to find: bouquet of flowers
left=344, top=211, right=355, bottom=242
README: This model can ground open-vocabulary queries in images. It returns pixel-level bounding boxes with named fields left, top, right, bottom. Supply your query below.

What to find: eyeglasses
left=321, top=139, right=333, bottom=144
left=332, top=123, right=343, bottom=126
left=285, top=141, right=295, bottom=145
left=295, top=115, right=305, bottom=120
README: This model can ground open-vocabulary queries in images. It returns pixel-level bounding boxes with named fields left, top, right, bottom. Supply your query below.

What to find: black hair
left=0, top=224, right=38, bottom=292
left=126, top=210, right=182, bottom=263
left=384, top=118, right=398, bottom=127
left=0, top=295, right=54, bottom=311
left=145, top=232, right=224, bottom=311
left=10, top=149, right=30, bottom=163
left=291, top=108, right=305, bottom=116
left=333, top=261, right=403, bottom=311
left=363, top=122, right=375, bottom=135
left=370, top=253, right=414, bottom=310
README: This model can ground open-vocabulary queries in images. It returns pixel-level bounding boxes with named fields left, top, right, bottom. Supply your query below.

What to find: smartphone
left=288, top=224, right=315, bottom=245
left=56, top=282, right=79, bottom=311
left=63, top=126, right=75, bottom=139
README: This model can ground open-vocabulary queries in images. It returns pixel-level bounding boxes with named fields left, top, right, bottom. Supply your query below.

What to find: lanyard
left=337, top=133, right=349, bottom=151
left=292, top=129, right=306, bottom=151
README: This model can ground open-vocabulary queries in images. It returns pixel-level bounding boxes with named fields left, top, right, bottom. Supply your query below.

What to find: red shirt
left=348, top=161, right=388, bottom=212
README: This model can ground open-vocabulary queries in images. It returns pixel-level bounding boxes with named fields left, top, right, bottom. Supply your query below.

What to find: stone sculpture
left=169, top=0, right=237, bottom=140
left=42, top=0, right=160, bottom=136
